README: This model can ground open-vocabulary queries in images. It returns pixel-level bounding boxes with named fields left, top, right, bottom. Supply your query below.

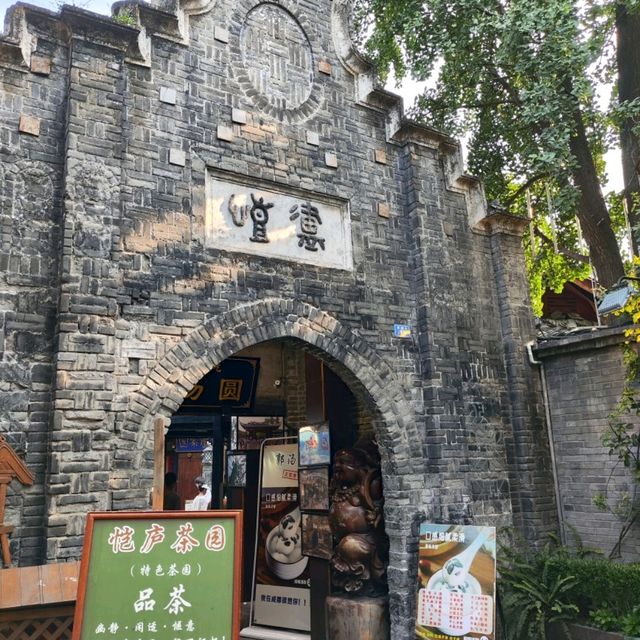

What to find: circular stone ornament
left=238, top=3, right=317, bottom=120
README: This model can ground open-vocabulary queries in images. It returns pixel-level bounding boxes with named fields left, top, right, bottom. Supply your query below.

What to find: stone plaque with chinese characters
left=205, top=173, right=353, bottom=270
left=72, top=512, right=243, bottom=640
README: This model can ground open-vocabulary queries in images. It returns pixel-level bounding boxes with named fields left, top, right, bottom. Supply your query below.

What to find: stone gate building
left=0, top=0, right=556, bottom=636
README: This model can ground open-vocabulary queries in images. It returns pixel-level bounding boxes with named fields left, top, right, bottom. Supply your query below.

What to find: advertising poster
left=253, top=442, right=310, bottom=632
left=298, top=422, right=331, bottom=466
left=415, top=524, right=496, bottom=640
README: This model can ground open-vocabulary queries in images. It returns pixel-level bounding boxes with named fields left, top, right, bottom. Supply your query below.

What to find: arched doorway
left=163, top=338, right=383, bottom=635
left=119, top=299, right=426, bottom=639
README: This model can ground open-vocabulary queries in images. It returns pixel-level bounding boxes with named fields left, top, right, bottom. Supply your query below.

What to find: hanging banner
left=415, top=523, right=496, bottom=640
left=252, top=442, right=310, bottom=632
left=72, top=511, right=243, bottom=640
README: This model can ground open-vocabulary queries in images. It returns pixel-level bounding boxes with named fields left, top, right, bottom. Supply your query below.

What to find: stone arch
left=120, top=297, right=424, bottom=479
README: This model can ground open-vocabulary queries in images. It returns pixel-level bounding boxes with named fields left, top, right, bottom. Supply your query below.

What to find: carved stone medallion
left=239, top=3, right=314, bottom=116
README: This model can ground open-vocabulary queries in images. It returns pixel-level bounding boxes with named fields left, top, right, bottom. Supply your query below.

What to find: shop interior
left=162, top=338, right=381, bottom=637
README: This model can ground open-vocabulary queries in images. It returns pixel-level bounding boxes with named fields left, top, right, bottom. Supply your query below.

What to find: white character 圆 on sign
left=290, top=202, right=325, bottom=251
left=205, top=524, right=226, bottom=551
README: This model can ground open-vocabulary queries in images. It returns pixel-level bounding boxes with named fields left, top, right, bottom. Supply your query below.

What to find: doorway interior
left=161, top=338, right=383, bottom=636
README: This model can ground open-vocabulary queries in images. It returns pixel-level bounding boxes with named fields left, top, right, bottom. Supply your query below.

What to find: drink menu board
left=72, top=511, right=242, bottom=640
left=415, top=524, right=496, bottom=640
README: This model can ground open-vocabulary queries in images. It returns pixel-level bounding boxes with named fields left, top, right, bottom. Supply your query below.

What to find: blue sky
left=0, top=0, right=112, bottom=18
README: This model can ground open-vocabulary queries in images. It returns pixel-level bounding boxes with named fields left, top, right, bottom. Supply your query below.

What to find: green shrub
left=499, top=533, right=640, bottom=638
left=499, top=541, right=579, bottom=640
left=545, top=556, right=640, bottom=619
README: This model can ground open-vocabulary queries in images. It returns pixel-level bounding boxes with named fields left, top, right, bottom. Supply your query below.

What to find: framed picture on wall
left=298, top=422, right=331, bottom=467
left=299, top=467, right=330, bottom=511
left=226, top=453, right=247, bottom=487
left=231, top=416, right=284, bottom=450
left=301, top=513, right=333, bottom=560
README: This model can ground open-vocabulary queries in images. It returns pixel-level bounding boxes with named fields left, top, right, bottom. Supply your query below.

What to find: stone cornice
left=60, top=5, right=151, bottom=66
left=476, top=208, right=529, bottom=237
left=0, top=4, right=38, bottom=72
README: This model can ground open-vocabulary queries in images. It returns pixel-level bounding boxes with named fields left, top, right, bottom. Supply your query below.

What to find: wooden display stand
left=326, top=595, right=390, bottom=640
left=0, top=435, right=34, bottom=567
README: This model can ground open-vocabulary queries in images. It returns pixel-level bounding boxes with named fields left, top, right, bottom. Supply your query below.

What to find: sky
left=0, top=0, right=624, bottom=192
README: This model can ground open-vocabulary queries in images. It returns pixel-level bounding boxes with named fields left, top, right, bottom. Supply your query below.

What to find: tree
left=354, top=0, right=629, bottom=306
left=616, top=2, right=640, bottom=255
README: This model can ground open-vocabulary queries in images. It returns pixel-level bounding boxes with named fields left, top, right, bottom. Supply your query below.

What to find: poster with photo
left=301, top=513, right=333, bottom=560
left=253, top=442, right=310, bottom=633
left=232, top=416, right=283, bottom=451
left=299, top=467, right=329, bottom=511
left=226, top=453, right=247, bottom=487
left=298, top=422, right=331, bottom=467
left=415, top=524, right=496, bottom=640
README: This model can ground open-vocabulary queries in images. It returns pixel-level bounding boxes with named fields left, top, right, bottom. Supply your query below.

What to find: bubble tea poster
left=415, top=524, right=496, bottom=640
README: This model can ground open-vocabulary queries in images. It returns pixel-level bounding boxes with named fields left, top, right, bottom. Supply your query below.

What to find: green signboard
left=72, top=511, right=242, bottom=640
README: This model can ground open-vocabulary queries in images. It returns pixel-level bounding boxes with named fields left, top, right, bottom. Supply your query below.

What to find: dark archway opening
left=161, top=337, right=386, bottom=637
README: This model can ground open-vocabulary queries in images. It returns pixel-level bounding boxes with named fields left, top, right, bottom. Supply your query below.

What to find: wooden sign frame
left=72, top=511, right=243, bottom=640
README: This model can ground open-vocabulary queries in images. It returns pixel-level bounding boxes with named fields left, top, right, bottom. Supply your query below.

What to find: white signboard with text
left=205, top=173, right=353, bottom=270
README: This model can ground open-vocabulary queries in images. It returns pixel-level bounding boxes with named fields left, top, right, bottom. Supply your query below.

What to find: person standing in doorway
left=163, top=471, right=181, bottom=510
left=192, top=476, right=211, bottom=510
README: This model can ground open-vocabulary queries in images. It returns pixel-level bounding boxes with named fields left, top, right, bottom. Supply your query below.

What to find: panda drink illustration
left=265, top=507, right=308, bottom=579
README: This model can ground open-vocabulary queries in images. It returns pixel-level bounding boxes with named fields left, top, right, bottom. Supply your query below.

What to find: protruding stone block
left=319, top=59, right=332, bottom=75
left=30, top=56, right=51, bottom=75
left=374, top=149, right=387, bottom=164
left=159, top=87, right=177, bottom=105
left=19, top=115, right=40, bottom=136
left=306, top=131, right=320, bottom=146
left=217, top=125, right=234, bottom=142
left=377, top=203, right=390, bottom=219
left=325, top=152, right=338, bottom=168
left=169, top=148, right=186, bottom=166
left=232, top=109, right=247, bottom=125
left=214, top=26, right=229, bottom=43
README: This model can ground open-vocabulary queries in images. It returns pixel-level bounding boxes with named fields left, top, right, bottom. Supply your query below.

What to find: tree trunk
left=616, top=2, right=640, bottom=256
left=568, top=104, right=625, bottom=288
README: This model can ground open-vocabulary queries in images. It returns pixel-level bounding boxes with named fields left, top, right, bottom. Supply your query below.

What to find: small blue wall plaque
left=393, top=324, right=412, bottom=338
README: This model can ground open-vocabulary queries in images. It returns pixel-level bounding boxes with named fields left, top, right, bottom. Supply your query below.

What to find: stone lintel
left=476, top=209, right=529, bottom=237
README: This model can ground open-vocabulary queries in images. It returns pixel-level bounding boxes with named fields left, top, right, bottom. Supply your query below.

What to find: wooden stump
left=326, top=595, right=390, bottom=640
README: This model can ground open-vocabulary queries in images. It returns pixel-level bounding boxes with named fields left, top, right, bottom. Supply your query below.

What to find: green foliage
left=588, top=606, right=618, bottom=631
left=499, top=533, right=640, bottom=638
left=112, top=9, right=136, bottom=26
left=546, top=555, right=640, bottom=618
left=499, top=539, right=579, bottom=640
left=354, top=0, right=629, bottom=304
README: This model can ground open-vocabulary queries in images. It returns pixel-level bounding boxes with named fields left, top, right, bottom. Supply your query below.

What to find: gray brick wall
left=0, top=0, right=557, bottom=632
left=537, top=328, right=640, bottom=560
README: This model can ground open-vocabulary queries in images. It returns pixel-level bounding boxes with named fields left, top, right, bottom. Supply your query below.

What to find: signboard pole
left=152, top=418, right=165, bottom=511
